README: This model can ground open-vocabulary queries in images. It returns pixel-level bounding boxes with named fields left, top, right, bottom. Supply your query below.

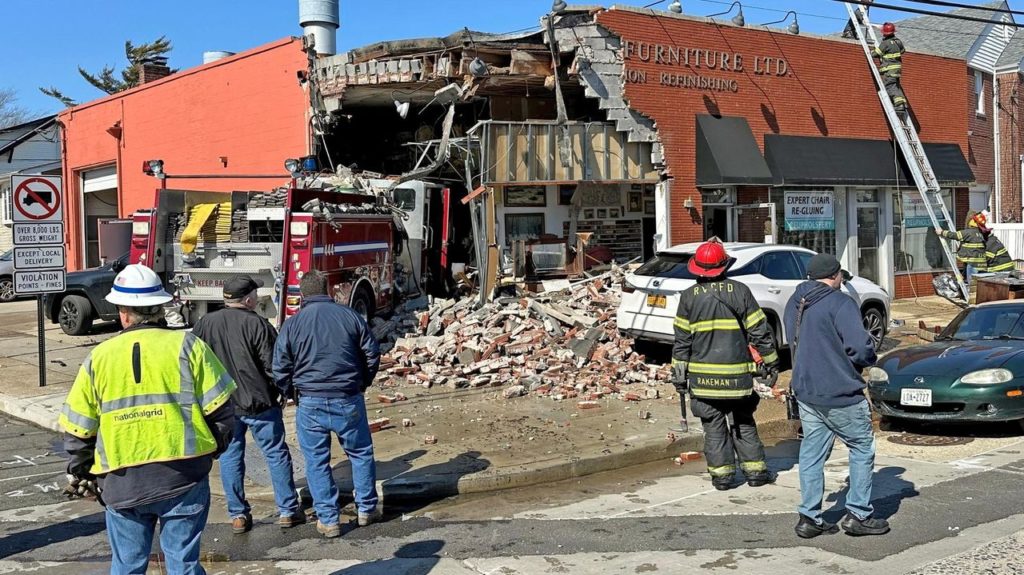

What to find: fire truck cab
left=129, top=186, right=407, bottom=327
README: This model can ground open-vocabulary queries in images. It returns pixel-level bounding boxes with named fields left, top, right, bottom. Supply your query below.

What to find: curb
left=0, top=392, right=63, bottom=433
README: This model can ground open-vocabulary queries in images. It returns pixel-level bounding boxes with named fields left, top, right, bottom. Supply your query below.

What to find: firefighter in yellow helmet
left=59, top=264, right=236, bottom=574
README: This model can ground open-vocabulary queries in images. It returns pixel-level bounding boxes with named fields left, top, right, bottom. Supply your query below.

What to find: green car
left=868, top=301, right=1024, bottom=427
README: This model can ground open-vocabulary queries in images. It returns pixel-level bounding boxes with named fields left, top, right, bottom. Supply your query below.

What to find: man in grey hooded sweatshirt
left=784, top=254, right=887, bottom=539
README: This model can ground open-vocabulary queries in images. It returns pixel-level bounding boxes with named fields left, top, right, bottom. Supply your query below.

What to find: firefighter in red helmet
left=873, top=22, right=908, bottom=113
left=671, top=238, right=780, bottom=491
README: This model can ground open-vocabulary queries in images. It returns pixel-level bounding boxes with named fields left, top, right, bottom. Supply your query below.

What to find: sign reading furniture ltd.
left=622, top=40, right=791, bottom=93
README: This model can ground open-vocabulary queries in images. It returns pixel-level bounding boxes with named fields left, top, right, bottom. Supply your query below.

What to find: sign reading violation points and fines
left=10, top=175, right=66, bottom=296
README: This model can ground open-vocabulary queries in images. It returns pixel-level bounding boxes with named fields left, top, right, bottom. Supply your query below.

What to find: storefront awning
left=764, top=135, right=975, bottom=187
left=695, top=115, right=774, bottom=187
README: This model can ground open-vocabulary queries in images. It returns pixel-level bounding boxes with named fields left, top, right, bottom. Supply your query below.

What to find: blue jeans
left=797, top=400, right=876, bottom=523
left=295, top=395, right=378, bottom=526
left=219, top=406, right=299, bottom=518
left=105, top=477, right=210, bottom=575
left=966, top=264, right=977, bottom=286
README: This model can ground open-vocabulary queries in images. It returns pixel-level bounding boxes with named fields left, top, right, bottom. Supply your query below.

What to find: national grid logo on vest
left=113, top=408, right=166, bottom=422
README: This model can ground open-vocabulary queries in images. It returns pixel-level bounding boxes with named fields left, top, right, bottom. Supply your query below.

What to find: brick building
left=59, top=38, right=310, bottom=270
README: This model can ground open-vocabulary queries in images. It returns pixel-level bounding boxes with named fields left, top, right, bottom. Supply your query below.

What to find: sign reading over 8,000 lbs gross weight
left=14, top=270, right=65, bottom=294
left=14, top=246, right=65, bottom=270
left=13, top=223, right=63, bottom=245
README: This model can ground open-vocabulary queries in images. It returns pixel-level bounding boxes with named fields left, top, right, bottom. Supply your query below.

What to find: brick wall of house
left=596, top=10, right=971, bottom=247
left=998, top=70, right=1023, bottom=222
left=968, top=69, right=996, bottom=189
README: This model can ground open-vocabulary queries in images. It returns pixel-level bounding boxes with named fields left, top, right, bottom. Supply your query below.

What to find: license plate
left=900, top=388, right=932, bottom=407
left=646, top=294, right=667, bottom=308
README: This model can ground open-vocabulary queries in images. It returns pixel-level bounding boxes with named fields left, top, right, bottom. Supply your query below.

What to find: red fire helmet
left=882, top=22, right=896, bottom=37
left=687, top=239, right=734, bottom=278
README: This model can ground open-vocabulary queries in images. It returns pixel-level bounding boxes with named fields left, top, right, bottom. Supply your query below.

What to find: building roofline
left=0, top=116, right=57, bottom=158
left=58, top=37, right=301, bottom=118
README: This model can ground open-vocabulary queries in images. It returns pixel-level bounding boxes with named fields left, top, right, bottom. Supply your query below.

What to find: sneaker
left=316, top=520, right=341, bottom=538
left=277, top=512, right=306, bottom=529
left=711, top=476, right=734, bottom=491
left=745, top=471, right=773, bottom=488
left=231, top=514, right=252, bottom=535
left=357, top=506, right=383, bottom=527
left=841, top=514, right=891, bottom=536
left=795, top=514, right=839, bottom=539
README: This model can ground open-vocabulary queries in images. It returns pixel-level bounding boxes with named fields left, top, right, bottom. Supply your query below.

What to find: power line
left=836, top=0, right=1024, bottom=27
left=901, top=0, right=1023, bottom=18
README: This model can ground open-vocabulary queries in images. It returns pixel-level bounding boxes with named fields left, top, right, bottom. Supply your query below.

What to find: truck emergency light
left=285, top=158, right=301, bottom=178
left=143, top=159, right=165, bottom=179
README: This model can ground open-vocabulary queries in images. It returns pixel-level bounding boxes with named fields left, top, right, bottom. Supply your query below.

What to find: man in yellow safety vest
left=60, top=264, right=236, bottom=574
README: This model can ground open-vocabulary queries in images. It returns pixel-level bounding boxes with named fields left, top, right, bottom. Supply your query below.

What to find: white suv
left=617, top=243, right=891, bottom=349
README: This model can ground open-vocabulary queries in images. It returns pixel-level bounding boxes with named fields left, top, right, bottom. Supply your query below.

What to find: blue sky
left=0, top=0, right=1001, bottom=116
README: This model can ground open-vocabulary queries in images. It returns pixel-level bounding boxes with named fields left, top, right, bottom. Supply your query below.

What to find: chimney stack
left=299, top=0, right=340, bottom=56
left=138, top=56, right=171, bottom=84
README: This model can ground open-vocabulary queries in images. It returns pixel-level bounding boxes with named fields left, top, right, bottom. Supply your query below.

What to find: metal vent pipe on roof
left=203, top=51, right=235, bottom=64
left=299, top=0, right=340, bottom=56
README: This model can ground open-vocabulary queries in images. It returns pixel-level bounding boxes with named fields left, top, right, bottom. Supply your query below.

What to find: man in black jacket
left=273, top=270, right=381, bottom=538
left=193, top=275, right=303, bottom=534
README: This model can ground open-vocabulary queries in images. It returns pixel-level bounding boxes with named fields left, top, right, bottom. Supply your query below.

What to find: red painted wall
left=60, top=38, right=310, bottom=270
left=596, top=9, right=970, bottom=246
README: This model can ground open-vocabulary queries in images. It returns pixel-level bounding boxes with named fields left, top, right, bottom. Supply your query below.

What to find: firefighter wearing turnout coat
left=935, top=211, right=988, bottom=285
left=671, top=239, right=780, bottom=491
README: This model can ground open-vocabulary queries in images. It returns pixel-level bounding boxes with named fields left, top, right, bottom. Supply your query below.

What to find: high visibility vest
left=672, top=279, right=779, bottom=399
left=59, top=327, right=235, bottom=475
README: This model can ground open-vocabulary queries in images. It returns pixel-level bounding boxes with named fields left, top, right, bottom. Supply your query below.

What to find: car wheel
left=58, top=295, right=94, bottom=336
left=351, top=286, right=374, bottom=322
left=862, top=307, right=885, bottom=350
left=0, top=277, right=14, bottom=303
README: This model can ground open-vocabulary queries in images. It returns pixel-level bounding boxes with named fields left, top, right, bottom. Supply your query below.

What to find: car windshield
left=634, top=252, right=759, bottom=280
left=0, top=250, right=10, bottom=262
left=942, top=305, right=1024, bottom=341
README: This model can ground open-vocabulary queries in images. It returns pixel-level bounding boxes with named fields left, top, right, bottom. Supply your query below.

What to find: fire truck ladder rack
left=844, top=2, right=969, bottom=301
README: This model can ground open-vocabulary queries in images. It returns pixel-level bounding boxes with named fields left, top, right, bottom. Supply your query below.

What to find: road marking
left=0, top=471, right=63, bottom=483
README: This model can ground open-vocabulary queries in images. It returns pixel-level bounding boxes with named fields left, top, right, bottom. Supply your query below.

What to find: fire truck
left=129, top=186, right=409, bottom=326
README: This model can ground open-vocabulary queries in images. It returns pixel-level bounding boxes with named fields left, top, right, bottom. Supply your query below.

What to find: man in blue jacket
left=784, top=254, right=888, bottom=539
left=273, top=270, right=381, bottom=538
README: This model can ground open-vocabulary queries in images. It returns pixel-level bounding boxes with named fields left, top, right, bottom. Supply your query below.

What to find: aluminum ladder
left=844, top=2, right=969, bottom=300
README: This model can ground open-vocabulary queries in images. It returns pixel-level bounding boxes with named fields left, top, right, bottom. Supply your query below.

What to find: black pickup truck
left=44, top=253, right=128, bottom=335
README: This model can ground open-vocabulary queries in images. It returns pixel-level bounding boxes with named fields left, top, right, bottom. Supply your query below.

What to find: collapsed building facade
left=313, top=5, right=975, bottom=300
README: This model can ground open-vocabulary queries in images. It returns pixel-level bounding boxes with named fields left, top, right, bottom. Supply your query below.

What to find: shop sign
left=901, top=191, right=948, bottom=228
left=622, top=40, right=791, bottom=94
left=784, top=191, right=834, bottom=231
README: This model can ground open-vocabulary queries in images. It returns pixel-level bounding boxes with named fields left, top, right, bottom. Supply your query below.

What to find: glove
left=64, top=473, right=102, bottom=501
left=761, top=364, right=780, bottom=388
left=752, top=381, right=775, bottom=400
left=671, top=362, right=688, bottom=390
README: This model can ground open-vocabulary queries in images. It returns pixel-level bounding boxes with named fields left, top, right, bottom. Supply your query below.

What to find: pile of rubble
left=371, top=267, right=671, bottom=402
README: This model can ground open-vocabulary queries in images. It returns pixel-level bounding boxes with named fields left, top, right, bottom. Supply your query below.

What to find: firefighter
left=671, top=239, right=780, bottom=491
left=59, top=264, right=236, bottom=573
left=873, top=22, right=908, bottom=113
left=983, top=224, right=1014, bottom=273
left=841, top=0, right=873, bottom=39
left=934, top=211, right=988, bottom=285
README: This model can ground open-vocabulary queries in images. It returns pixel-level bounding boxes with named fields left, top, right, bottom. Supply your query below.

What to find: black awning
left=764, top=134, right=974, bottom=187
left=695, top=115, right=774, bottom=187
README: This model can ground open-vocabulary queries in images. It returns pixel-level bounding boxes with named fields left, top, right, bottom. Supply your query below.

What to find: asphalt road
left=3, top=413, right=1024, bottom=573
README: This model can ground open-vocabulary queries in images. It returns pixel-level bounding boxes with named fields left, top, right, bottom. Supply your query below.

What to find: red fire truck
left=129, top=186, right=408, bottom=326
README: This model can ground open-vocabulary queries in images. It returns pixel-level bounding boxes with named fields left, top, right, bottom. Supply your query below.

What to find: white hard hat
left=105, top=264, right=172, bottom=307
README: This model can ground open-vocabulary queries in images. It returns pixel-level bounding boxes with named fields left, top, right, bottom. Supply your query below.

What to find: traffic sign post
left=10, top=175, right=65, bottom=388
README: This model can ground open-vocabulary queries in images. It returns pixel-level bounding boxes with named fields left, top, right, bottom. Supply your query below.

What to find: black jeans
left=690, top=394, right=767, bottom=478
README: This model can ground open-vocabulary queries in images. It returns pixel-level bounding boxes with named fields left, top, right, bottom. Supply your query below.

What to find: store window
left=770, top=190, right=837, bottom=255
left=892, top=190, right=954, bottom=273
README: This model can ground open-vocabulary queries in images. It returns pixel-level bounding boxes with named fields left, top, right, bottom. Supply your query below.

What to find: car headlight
left=960, top=368, right=1014, bottom=385
left=867, top=367, right=889, bottom=383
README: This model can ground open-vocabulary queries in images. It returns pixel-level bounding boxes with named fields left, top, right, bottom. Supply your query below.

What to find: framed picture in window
left=644, top=199, right=656, bottom=215
left=558, top=185, right=576, bottom=206
left=504, top=185, right=547, bottom=207
left=596, top=208, right=608, bottom=219
left=644, top=184, right=656, bottom=198
left=631, top=183, right=643, bottom=191
left=628, top=192, right=642, bottom=212
left=583, top=208, right=595, bottom=219
left=608, top=207, right=621, bottom=218
left=505, top=213, right=545, bottom=242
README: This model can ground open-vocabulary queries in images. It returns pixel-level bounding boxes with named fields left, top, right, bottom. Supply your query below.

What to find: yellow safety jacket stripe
left=961, top=243, right=985, bottom=249
left=744, top=309, right=767, bottom=330
left=989, top=261, right=1015, bottom=272
left=690, top=319, right=742, bottom=332
left=60, top=404, right=98, bottom=435
left=688, top=361, right=757, bottom=375
left=691, top=388, right=754, bottom=399
left=674, top=317, right=690, bottom=331
left=959, top=256, right=987, bottom=263
left=986, top=249, right=1009, bottom=258
left=880, top=64, right=902, bottom=72
left=760, top=350, right=779, bottom=365
left=882, top=52, right=903, bottom=60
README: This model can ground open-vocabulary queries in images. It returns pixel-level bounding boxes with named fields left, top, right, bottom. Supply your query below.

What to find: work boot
left=277, top=512, right=307, bottom=529
left=795, top=514, right=839, bottom=539
left=316, top=520, right=341, bottom=538
left=840, top=514, right=891, bottom=536
left=231, top=514, right=252, bottom=535
left=745, top=471, right=773, bottom=487
left=711, top=476, right=734, bottom=491
left=358, top=505, right=383, bottom=527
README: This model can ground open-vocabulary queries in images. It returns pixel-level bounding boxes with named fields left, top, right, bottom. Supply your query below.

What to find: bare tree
left=39, top=37, right=173, bottom=107
left=0, top=88, right=33, bottom=129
